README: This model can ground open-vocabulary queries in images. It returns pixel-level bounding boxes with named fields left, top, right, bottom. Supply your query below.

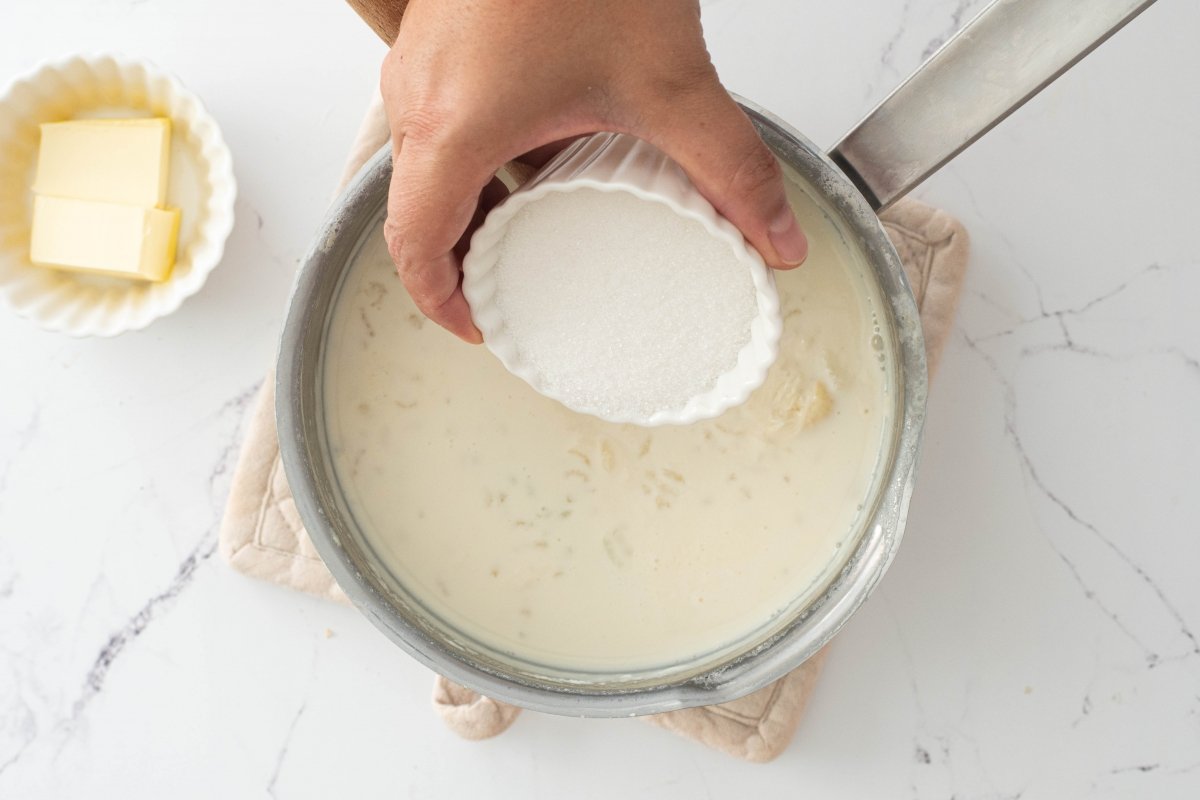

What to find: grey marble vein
left=266, top=700, right=308, bottom=798
left=921, top=0, right=987, bottom=60
left=960, top=329, right=1199, bottom=665
left=71, top=532, right=218, bottom=720
left=1110, top=763, right=1161, bottom=774
left=61, top=378, right=260, bottom=725
left=0, top=407, right=42, bottom=500
left=879, top=0, right=915, bottom=76
left=0, top=694, right=36, bottom=779
left=862, top=0, right=916, bottom=102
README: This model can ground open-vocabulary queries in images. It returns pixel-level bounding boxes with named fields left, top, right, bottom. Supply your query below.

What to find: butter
left=29, top=116, right=182, bottom=281
left=34, top=118, right=171, bottom=207
left=30, top=195, right=180, bottom=281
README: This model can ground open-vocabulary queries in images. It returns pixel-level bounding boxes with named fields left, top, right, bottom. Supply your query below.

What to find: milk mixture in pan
left=322, top=167, right=893, bottom=672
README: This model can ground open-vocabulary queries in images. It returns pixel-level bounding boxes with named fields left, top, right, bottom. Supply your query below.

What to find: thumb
left=648, top=88, right=807, bottom=270
left=384, top=139, right=494, bottom=343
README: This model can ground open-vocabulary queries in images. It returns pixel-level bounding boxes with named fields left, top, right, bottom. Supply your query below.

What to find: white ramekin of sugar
left=462, top=132, right=782, bottom=427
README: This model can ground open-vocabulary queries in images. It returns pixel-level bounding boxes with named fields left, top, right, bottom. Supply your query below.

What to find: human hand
left=381, top=0, right=808, bottom=343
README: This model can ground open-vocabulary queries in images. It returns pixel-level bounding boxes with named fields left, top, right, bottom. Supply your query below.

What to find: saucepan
left=276, top=0, right=1156, bottom=715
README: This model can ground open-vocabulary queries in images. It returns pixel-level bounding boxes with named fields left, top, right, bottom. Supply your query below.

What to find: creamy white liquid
left=323, top=168, right=892, bottom=673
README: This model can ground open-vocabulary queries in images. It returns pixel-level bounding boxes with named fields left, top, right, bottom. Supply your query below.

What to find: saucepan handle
left=829, top=0, right=1157, bottom=211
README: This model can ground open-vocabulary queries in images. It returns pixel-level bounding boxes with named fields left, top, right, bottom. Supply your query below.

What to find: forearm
left=345, top=0, right=409, bottom=44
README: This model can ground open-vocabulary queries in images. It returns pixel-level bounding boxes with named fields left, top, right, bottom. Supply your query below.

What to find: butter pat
left=30, top=196, right=180, bottom=281
left=34, top=118, right=171, bottom=207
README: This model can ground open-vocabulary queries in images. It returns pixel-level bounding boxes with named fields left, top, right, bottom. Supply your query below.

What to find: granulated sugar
left=491, top=188, right=758, bottom=421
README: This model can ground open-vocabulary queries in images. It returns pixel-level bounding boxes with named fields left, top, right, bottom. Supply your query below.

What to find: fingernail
left=769, top=207, right=808, bottom=266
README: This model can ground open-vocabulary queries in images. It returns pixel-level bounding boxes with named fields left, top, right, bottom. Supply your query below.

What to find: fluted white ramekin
left=0, top=54, right=236, bottom=337
left=462, top=132, right=781, bottom=426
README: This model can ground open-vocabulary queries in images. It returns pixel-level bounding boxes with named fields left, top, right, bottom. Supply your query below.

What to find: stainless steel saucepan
left=277, top=0, right=1156, bottom=715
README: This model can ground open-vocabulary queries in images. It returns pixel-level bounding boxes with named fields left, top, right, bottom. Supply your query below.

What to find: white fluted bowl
left=0, top=54, right=236, bottom=337
left=463, top=132, right=782, bottom=426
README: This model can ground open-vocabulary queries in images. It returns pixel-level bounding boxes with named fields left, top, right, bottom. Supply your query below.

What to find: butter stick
left=30, top=195, right=181, bottom=282
left=34, top=118, right=171, bottom=208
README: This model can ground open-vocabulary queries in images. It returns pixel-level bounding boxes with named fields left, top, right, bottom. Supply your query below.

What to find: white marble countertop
left=2, top=0, right=1198, bottom=797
